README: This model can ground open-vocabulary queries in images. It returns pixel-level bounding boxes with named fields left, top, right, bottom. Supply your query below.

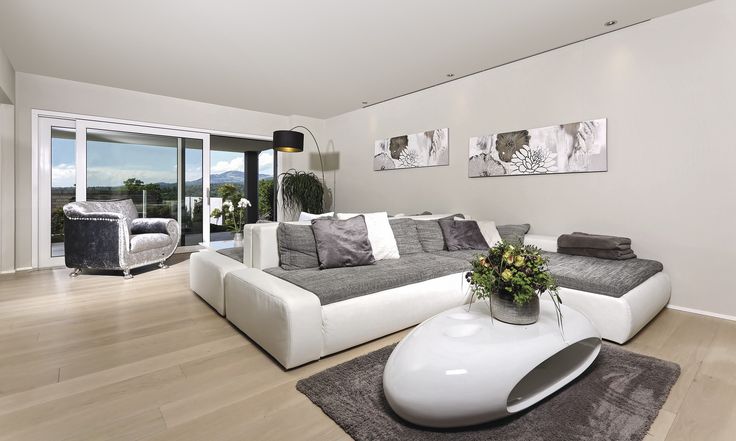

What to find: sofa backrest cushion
left=276, top=223, right=320, bottom=270
left=438, top=219, right=489, bottom=251
left=414, top=214, right=463, bottom=252
left=312, top=216, right=376, bottom=269
left=388, top=218, right=423, bottom=255
left=497, top=223, right=531, bottom=245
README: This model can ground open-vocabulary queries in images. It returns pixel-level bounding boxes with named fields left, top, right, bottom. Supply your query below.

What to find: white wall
left=324, top=0, right=736, bottom=316
left=0, top=103, right=14, bottom=273
left=0, top=46, right=14, bottom=104
left=14, top=72, right=290, bottom=269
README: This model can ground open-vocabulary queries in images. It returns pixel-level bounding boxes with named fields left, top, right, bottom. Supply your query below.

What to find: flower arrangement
left=211, top=197, right=251, bottom=233
left=466, top=242, right=562, bottom=325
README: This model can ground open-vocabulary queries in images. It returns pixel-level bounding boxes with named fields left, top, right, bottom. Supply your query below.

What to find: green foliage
left=258, top=178, right=274, bottom=220
left=210, top=184, right=250, bottom=233
left=278, top=169, right=324, bottom=215
left=467, top=242, right=560, bottom=306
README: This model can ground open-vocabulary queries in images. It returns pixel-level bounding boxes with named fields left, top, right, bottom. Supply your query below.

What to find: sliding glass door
left=38, top=118, right=211, bottom=267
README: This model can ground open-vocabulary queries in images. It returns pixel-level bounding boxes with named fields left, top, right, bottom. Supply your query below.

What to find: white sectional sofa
left=189, top=218, right=671, bottom=369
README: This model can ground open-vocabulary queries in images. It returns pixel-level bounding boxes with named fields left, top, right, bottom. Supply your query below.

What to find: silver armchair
left=63, top=199, right=180, bottom=279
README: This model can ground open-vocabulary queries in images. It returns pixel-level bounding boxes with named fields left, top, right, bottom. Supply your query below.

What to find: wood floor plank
left=1, top=254, right=735, bottom=440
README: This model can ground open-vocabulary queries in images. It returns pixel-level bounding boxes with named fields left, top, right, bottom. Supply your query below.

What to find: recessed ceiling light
left=446, top=73, right=455, bottom=78
left=604, top=20, right=618, bottom=27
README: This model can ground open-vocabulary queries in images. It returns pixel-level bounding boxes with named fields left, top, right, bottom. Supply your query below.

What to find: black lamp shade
left=273, top=130, right=304, bottom=153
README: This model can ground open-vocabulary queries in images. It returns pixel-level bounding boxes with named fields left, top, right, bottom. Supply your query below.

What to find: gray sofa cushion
left=129, top=233, right=172, bottom=253
left=311, top=216, right=375, bottom=269
left=497, top=223, right=530, bottom=245
left=277, top=223, right=319, bottom=270
left=264, top=253, right=472, bottom=305
left=388, top=218, right=423, bottom=255
left=438, top=219, right=488, bottom=251
left=430, top=249, right=484, bottom=263
left=542, top=251, right=663, bottom=297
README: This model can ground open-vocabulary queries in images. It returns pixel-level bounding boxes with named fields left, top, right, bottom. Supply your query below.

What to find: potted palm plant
left=466, top=242, right=561, bottom=325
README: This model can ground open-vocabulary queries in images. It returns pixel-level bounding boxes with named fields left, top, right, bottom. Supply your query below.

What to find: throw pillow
left=336, top=212, right=400, bottom=260
left=454, top=217, right=502, bottom=247
left=414, top=214, right=461, bottom=252
left=497, top=223, right=531, bottom=245
left=439, top=219, right=489, bottom=251
left=311, top=216, right=376, bottom=269
left=276, top=223, right=319, bottom=270
left=388, top=218, right=423, bottom=255
left=298, top=211, right=334, bottom=222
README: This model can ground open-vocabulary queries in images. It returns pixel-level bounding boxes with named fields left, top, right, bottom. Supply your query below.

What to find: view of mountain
left=184, top=170, right=273, bottom=186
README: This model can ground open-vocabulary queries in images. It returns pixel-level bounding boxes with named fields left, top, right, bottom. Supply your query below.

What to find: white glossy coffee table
left=383, top=300, right=601, bottom=428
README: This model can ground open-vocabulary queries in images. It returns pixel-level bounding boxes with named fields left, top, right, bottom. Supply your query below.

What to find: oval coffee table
left=383, top=300, right=601, bottom=428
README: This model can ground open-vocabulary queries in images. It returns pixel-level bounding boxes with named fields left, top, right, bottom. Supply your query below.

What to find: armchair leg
left=69, top=268, right=82, bottom=278
left=158, top=261, right=169, bottom=269
left=123, top=269, right=133, bottom=279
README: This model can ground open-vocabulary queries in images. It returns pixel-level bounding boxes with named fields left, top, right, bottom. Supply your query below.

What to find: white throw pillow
left=455, top=217, right=502, bottom=247
left=337, top=212, right=400, bottom=260
left=298, top=211, right=334, bottom=222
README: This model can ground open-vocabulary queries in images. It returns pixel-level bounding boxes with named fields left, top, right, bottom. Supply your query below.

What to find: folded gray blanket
left=558, top=232, right=632, bottom=250
left=558, top=247, right=637, bottom=260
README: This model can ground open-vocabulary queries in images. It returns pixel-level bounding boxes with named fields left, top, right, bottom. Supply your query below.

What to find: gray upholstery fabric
left=430, top=249, right=484, bottom=263
left=130, top=233, right=172, bottom=253
left=217, top=247, right=244, bottom=262
left=497, top=223, right=531, bottom=245
left=264, top=253, right=471, bottom=305
left=438, top=219, right=488, bottom=251
left=63, top=199, right=179, bottom=274
left=311, top=216, right=375, bottom=269
left=558, top=247, right=636, bottom=260
left=277, top=223, right=319, bottom=270
left=388, top=218, right=423, bottom=255
left=415, top=220, right=446, bottom=252
left=296, top=343, right=680, bottom=441
left=542, top=251, right=663, bottom=297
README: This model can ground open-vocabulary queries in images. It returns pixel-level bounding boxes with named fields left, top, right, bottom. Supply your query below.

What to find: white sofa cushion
left=337, top=212, right=400, bottom=260
left=298, top=211, right=334, bottom=221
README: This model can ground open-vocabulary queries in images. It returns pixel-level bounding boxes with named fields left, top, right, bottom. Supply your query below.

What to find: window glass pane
left=258, top=149, right=275, bottom=221
left=51, top=127, right=76, bottom=257
left=209, top=149, right=245, bottom=241
left=182, top=139, right=203, bottom=246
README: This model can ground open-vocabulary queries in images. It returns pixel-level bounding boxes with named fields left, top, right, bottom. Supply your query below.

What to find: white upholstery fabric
left=243, top=223, right=280, bottom=269
left=524, top=234, right=559, bottom=252
left=298, top=211, right=334, bottom=221
left=225, top=268, right=323, bottom=369
left=337, top=212, right=400, bottom=260
left=189, top=251, right=246, bottom=315
left=321, top=273, right=472, bottom=355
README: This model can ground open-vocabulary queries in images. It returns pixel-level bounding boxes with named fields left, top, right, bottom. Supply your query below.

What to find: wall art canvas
left=468, top=118, right=607, bottom=177
left=374, top=128, right=449, bottom=171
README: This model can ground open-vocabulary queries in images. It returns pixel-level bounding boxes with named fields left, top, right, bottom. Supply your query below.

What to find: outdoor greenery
left=467, top=242, right=560, bottom=306
left=209, top=184, right=251, bottom=233
left=278, top=169, right=324, bottom=215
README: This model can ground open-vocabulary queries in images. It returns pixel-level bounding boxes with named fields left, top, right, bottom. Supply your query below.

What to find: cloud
left=52, top=163, right=76, bottom=187
left=259, top=152, right=274, bottom=175
left=211, top=156, right=244, bottom=174
left=86, top=167, right=177, bottom=187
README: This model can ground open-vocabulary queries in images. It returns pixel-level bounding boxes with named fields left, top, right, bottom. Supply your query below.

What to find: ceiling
left=0, top=0, right=712, bottom=118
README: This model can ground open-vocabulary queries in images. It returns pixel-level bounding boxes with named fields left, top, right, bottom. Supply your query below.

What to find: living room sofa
left=189, top=215, right=670, bottom=369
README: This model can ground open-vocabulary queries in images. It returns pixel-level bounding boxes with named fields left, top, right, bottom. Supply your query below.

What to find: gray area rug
left=297, top=344, right=680, bottom=441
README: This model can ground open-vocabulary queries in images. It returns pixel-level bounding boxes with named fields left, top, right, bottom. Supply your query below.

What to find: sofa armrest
left=131, top=218, right=177, bottom=235
left=524, top=234, right=559, bottom=252
left=224, top=268, right=322, bottom=369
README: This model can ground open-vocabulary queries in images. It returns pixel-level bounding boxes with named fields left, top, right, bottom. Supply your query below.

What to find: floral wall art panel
left=468, top=118, right=607, bottom=177
left=374, top=128, right=449, bottom=170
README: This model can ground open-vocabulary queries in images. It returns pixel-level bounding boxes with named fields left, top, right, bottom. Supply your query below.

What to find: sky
left=51, top=138, right=275, bottom=188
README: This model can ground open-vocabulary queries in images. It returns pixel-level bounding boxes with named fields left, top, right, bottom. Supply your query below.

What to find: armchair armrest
left=131, top=218, right=178, bottom=235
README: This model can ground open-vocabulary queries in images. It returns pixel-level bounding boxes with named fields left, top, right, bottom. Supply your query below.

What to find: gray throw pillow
left=311, top=216, right=376, bottom=269
left=415, top=214, right=464, bottom=252
left=438, top=219, right=489, bottom=251
left=497, top=223, right=531, bottom=245
left=277, top=223, right=319, bottom=270
left=389, top=218, right=423, bottom=255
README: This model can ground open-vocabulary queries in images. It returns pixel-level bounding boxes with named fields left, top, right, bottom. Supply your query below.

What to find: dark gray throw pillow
left=389, top=218, right=423, bottom=255
left=438, top=219, right=489, bottom=251
left=277, top=223, right=319, bottom=270
left=415, top=214, right=465, bottom=252
left=311, top=216, right=376, bottom=269
left=497, top=223, right=531, bottom=245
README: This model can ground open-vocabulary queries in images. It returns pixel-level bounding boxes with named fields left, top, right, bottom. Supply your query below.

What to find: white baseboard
left=0, top=269, right=15, bottom=274
left=667, top=304, right=736, bottom=322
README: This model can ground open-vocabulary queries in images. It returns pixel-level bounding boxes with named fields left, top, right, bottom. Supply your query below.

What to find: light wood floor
left=0, top=254, right=733, bottom=441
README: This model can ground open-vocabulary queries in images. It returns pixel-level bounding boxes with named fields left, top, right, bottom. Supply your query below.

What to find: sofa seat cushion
left=130, top=233, right=172, bottom=253
left=430, top=249, right=485, bottom=263
left=541, top=251, right=663, bottom=297
left=264, top=253, right=472, bottom=306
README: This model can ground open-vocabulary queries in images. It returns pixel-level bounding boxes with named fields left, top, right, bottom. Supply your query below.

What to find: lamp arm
left=290, top=125, right=325, bottom=184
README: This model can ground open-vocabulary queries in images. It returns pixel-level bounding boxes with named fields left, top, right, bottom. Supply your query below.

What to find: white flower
left=222, top=200, right=231, bottom=208
left=238, top=198, right=251, bottom=208
left=228, top=205, right=235, bottom=212
left=510, top=145, right=558, bottom=174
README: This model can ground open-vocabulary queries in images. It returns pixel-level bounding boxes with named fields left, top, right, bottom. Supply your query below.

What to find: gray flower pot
left=490, top=293, right=540, bottom=325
